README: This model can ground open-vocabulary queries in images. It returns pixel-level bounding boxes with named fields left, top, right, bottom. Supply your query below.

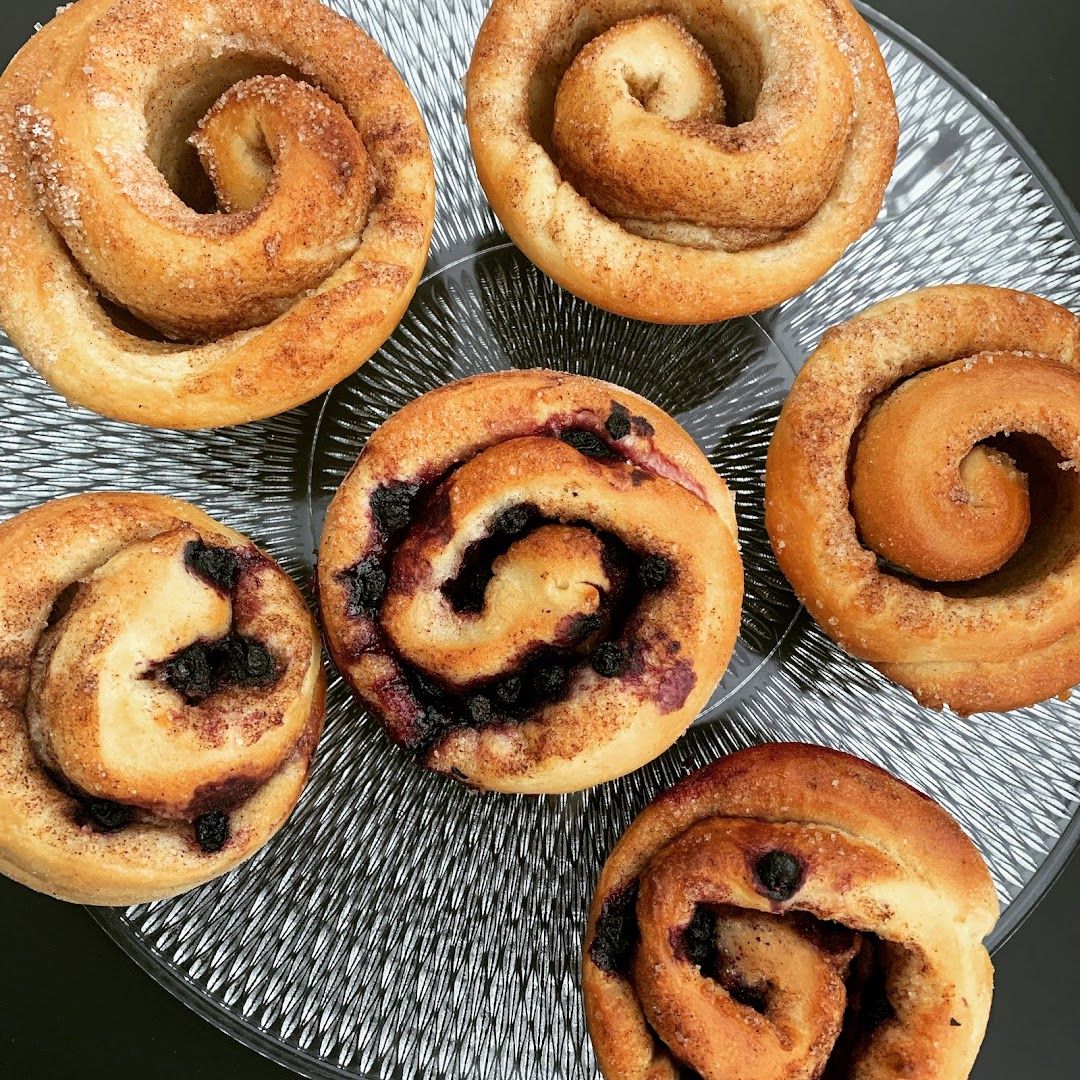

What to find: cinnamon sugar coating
left=765, top=285, right=1080, bottom=713
left=0, top=0, right=434, bottom=428
left=583, top=743, right=998, bottom=1079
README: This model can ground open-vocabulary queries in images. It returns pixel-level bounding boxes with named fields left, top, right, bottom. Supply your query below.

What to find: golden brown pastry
left=0, top=493, right=325, bottom=904
left=765, top=285, right=1080, bottom=714
left=318, top=370, right=743, bottom=793
left=583, top=743, right=998, bottom=1080
left=466, top=0, right=897, bottom=323
left=0, top=0, right=434, bottom=428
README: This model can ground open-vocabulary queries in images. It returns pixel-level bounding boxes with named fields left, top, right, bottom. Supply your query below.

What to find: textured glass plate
left=1, top=3, right=1079, bottom=1078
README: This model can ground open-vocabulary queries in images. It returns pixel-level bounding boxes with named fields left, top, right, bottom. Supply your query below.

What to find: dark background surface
left=1, top=0, right=1079, bottom=1076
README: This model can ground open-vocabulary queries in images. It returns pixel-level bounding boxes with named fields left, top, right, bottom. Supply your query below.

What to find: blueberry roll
left=0, top=493, right=325, bottom=904
left=318, top=370, right=743, bottom=793
left=583, top=744, right=998, bottom=1079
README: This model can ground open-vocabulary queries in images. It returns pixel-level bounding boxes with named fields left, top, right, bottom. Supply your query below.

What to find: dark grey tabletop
left=1, top=0, right=1078, bottom=1076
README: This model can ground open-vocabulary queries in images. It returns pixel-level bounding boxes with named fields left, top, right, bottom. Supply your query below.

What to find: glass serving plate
left=1, top=3, right=1079, bottom=1077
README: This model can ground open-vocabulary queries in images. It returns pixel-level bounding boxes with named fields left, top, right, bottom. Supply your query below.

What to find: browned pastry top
left=0, top=0, right=434, bottom=428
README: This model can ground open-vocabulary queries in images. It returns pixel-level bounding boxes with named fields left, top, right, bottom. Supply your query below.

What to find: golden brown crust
left=317, top=370, right=743, bottom=793
left=0, top=492, right=325, bottom=905
left=583, top=743, right=998, bottom=1080
left=765, top=285, right=1080, bottom=714
left=465, top=0, right=897, bottom=323
left=0, top=0, right=434, bottom=428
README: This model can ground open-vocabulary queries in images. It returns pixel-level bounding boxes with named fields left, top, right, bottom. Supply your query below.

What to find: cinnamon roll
left=0, top=0, right=434, bottom=429
left=583, top=743, right=998, bottom=1080
left=318, top=370, right=743, bottom=794
left=765, top=285, right=1080, bottom=714
left=0, top=493, right=325, bottom=904
left=465, top=0, right=897, bottom=323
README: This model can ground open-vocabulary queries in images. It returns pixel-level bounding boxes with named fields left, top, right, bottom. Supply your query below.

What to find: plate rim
left=85, top=5, right=1080, bottom=1078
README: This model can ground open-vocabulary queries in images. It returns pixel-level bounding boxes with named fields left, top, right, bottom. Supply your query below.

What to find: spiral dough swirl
left=765, top=285, right=1080, bottom=714
left=0, top=493, right=324, bottom=904
left=583, top=744, right=998, bottom=1080
left=0, top=0, right=434, bottom=428
left=466, top=0, right=897, bottom=323
left=318, top=371, right=743, bottom=794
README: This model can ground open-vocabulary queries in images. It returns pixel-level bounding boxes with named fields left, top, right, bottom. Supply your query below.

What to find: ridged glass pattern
left=0, top=4, right=1078, bottom=1077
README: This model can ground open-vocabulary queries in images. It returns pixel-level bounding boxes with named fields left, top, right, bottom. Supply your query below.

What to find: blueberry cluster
left=589, top=881, right=640, bottom=976
left=341, top=425, right=678, bottom=752
left=410, top=651, right=576, bottom=746
left=81, top=800, right=230, bottom=854
left=184, top=538, right=240, bottom=592
left=159, top=633, right=278, bottom=705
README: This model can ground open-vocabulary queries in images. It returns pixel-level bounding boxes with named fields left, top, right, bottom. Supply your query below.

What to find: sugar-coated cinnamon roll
left=0, top=0, right=434, bottom=429
left=766, top=285, right=1080, bottom=714
left=583, top=743, right=998, bottom=1080
left=318, top=371, right=743, bottom=794
left=465, top=0, right=897, bottom=323
left=0, top=493, right=325, bottom=904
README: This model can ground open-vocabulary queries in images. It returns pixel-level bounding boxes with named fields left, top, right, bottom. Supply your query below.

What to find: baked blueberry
left=467, top=695, right=494, bottom=726
left=590, top=881, right=640, bottom=976
left=371, top=482, right=419, bottom=535
left=753, top=850, right=805, bottom=901
left=590, top=642, right=628, bottom=677
left=417, top=704, right=455, bottom=744
left=86, top=798, right=135, bottom=833
left=221, top=635, right=277, bottom=688
left=493, top=676, right=523, bottom=707
left=560, top=429, right=612, bottom=459
left=637, top=554, right=672, bottom=590
left=493, top=504, right=534, bottom=535
left=532, top=663, right=568, bottom=700
left=605, top=402, right=632, bottom=441
left=184, top=539, right=239, bottom=592
left=160, top=641, right=217, bottom=703
left=195, top=810, right=230, bottom=853
left=343, top=557, right=387, bottom=617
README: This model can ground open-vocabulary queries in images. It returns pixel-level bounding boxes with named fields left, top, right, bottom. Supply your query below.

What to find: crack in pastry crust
left=0, top=492, right=325, bottom=905
left=317, top=370, right=744, bottom=794
left=465, top=0, right=898, bottom=323
left=765, top=284, right=1080, bottom=714
left=582, top=743, right=998, bottom=1080
left=0, top=0, right=435, bottom=428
